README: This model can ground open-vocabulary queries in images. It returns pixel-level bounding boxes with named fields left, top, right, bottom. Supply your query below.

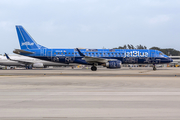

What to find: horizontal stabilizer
left=13, top=49, right=34, bottom=54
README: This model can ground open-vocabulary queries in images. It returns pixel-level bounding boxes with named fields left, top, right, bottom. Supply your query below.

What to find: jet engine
left=33, top=63, right=44, bottom=68
left=104, top=60, right=121, bottom=69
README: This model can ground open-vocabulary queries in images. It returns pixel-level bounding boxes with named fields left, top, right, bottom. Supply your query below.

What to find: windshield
left=159, top=52, right=164, bottom=55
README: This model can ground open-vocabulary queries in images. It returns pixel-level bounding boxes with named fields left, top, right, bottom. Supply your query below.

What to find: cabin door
left=47, top=49, right=52, bottom=60
left=41, top=49, right=46, bottom=56
left=151, top=52, right=156, bottom=63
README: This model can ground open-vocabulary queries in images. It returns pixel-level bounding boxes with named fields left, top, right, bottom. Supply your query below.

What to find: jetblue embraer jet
left=13, top=25, right=173, bottom=71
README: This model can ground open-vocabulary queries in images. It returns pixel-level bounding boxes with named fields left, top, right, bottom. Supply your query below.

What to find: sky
left=0, top=0, right=180, bottom=54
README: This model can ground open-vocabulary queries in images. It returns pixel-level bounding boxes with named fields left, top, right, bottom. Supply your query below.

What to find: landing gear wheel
left=91, top=66, right=97, bottom=71
left=153, top=67, right=156, bottom=70
left=26, top=65, right=32, bottom=69
left=153, top=64, right=156, bottom=71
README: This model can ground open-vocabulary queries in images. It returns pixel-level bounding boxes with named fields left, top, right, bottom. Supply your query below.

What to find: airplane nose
left=170, top=59, right=173, bottom=62
left=168, top=58, right=173, bottom=62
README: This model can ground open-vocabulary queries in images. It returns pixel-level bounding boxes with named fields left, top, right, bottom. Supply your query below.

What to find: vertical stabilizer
left=16, top=26, right=40, bottom=50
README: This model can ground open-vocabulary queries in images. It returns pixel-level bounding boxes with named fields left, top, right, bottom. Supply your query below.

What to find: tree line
left=150, top=47, right=180, bottom=56
left=113, top=44, right=180, bottom=56
left=113, top=44, right=147, bottom=49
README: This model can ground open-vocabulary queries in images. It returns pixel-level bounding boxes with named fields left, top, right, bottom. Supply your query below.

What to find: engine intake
left=105, top=60, right=121, bottom=69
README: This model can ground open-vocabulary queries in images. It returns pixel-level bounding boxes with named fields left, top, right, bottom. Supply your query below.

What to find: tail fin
left=16, top=25, right=41, bottom=50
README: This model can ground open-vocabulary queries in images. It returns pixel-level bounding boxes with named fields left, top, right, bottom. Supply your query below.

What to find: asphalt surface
left=0, top=67, right=180, bottom=120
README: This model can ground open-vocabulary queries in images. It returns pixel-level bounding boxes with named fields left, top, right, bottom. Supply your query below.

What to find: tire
left=91, top=66, right=97, bottom=71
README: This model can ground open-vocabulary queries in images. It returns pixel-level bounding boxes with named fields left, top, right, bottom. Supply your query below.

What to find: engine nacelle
left=105, top=60, right=122, bottom=69
left=33, top=63, right=44, bottom=68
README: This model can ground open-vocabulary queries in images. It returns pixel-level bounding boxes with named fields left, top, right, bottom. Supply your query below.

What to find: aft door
left=47, top=49, right=52, bottom=60
left=151, top=51, right=161, bottom=64
left=41, top=49, right=47, bottom=56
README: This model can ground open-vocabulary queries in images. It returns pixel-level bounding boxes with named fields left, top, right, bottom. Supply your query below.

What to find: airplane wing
left=5, top=53, right=33, bottom=65
left=76, top=48, right=118, bottom=64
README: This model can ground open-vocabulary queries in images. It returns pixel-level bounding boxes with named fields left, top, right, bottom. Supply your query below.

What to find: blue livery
left=14, top=25, right=173, bottom=71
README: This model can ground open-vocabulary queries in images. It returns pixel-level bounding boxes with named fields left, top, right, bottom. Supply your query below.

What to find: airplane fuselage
left=19, top=48, right=172, bottom=65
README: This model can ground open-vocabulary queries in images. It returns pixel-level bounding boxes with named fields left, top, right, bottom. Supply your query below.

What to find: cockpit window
left=159, top=53, right=164, bottom=55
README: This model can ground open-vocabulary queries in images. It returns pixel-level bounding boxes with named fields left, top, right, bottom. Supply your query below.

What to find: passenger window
left=58, top=53, right=60, bottom=54
left=119, top=53, right=121, bottom=55
left=65, top=53, right=67, bottom=54
left=69, top=53, right=70, bottom=54
left=112, top=53, right=113, bottom=55
left=54, top=52, right=56, bottom=54
left=61, top=53, right=63, bottom=54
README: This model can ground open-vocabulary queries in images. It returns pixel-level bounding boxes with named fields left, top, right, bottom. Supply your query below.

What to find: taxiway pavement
left=0, top=67, right=180, bottom=120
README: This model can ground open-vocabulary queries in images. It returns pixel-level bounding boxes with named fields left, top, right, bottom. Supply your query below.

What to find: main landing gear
left=153, top=64, right=156, bottom=71
left=91, top=63, right=98, bottom=71
left=25, top=65, right=32, bottom=69
left=91, top=66, right=97, bottom=71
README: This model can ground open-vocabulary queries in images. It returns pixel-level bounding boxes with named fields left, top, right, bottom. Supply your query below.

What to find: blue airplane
left=13, top=25, right=173, bottom=71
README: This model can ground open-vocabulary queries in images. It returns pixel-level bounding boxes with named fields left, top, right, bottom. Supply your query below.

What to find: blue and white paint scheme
left=14, top=25, right=173, bottom=71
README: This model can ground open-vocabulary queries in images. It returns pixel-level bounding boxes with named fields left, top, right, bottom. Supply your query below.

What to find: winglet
left=5, top=53, right=11, bottom=60
left=76, top=48, right=85, bottom=57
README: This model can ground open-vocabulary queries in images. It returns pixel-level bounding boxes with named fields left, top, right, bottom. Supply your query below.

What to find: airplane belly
left=42, top=61, right=68, bottom=66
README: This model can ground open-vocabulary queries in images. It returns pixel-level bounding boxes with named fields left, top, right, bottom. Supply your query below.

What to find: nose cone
left=170, top=58, right=173, bottom=62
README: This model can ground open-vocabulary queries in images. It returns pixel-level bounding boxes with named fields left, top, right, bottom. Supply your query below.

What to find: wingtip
left=4, top=53, right=10, bottom=59
left=76, top=48, right=85, bottom=57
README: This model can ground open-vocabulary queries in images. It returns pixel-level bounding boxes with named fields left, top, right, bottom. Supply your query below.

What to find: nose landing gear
left=153, top=64, right=156, bottom=70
